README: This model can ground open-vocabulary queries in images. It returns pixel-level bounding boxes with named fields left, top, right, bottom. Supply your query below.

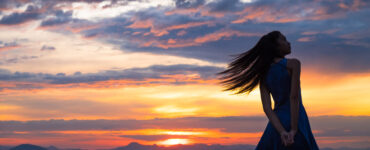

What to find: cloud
left=40, top=45, right=55, bottom=51
left=0, top=116, right=264, bottom=132
left=0, top=5, right=42, bottom=25
left=0, top=64, right=224, bottom=90
left=0, top=98, right=152, bottom=119
left=66, top=0, right=369, bottom=74
left=40, top=10, right=74, bottom=27
left=0, top=40, right=20, bottom=51
left=4, top=55, right=39, bottom=64
left=194, top=28, right=261, bottom=43
left=0, top=0, right=33, bottom=10
left=1, top=115, right=369, bottom=137
left=310, top=115, right=370, bottom=137
left=175, top=0, right=205, bottom=9
left=2, top=0, right=370, bottom=75
left=207, top=0, right=243, bottom=12
left=0, top=0, right=140, bottom=27
left=297, top=36, right=315, bottom=42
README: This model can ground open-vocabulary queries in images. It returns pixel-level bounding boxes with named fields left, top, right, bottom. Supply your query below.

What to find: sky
left=0, top=0, right=369, bottom=149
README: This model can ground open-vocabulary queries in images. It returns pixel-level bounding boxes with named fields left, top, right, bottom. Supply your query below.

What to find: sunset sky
left=0, top=0, right=369, bottom=149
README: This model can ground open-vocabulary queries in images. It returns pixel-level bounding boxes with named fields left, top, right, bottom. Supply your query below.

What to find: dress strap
left=282, top=58, right=287, bottom=65
left=271, top=58, right=285, bottom=66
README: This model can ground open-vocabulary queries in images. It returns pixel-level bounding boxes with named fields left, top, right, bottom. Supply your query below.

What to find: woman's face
left=276, top=33, right=291, bottom=56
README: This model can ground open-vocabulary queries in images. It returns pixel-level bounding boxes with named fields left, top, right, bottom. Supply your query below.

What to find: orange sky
left=0, top=0, right=370, bottom=149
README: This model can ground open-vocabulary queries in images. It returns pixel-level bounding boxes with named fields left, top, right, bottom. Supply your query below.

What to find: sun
left=158, top=138, right=190, bottom=146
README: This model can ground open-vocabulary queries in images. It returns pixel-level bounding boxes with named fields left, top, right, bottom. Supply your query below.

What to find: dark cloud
left=40, top=10, right=74, bottom=27
left=0, top=64, right=224, bottom=89
left=83, top=32, right=99, bottom=38
left=40, top=45, right=56, bottom=51
left=5, top=58, right=18, bottom=63
left=0, top=69, right=35, bottom=80
left=116, top=34, right=258, bottom=63
left=43, top=64, right=223, bottom=84
left=0, top=40, right=19, bottom=51
left=0, top=0, right=33, bottom=10
left=175, top=0, right=205, bottom=8
left=0, top=5, right=41, bottom=25
left=4, top=55, right=39, bottom=64
left=207, top=0, right=243, bottom=12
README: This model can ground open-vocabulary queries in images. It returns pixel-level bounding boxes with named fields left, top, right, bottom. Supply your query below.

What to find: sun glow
left=161, top=131, right=204, bottom=135
left=158, top=138, right=190, bottom=146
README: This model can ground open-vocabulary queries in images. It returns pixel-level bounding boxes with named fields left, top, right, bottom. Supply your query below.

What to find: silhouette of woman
left=216, top=31, right=319, bottom=150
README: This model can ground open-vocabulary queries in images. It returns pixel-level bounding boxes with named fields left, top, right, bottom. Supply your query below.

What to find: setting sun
left=158, top=138, right=190, bottom=146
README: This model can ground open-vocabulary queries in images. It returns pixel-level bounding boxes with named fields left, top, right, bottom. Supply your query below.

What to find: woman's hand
left=280, top=131, right=291, bottom=146
left=280, top=130, right=294, bottom=146
left=287, top=129, right=297, bottom=144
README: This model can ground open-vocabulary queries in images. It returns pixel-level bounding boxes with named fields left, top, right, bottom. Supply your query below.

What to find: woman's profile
left=216, top=31, right=320, bottom=149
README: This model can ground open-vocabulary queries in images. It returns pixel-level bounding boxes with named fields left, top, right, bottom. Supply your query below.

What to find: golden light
left=161, top=131, right=204, bottom=135
left=153, top=105, right=198, bottom=114
left=158, top=138, right=190, bottom=146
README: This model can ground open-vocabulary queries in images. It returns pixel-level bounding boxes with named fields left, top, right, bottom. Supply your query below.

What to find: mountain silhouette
left=111, top=142, right=255, bottom=150
left=3, top=144, right=82, bottom=150
left=9, top=144, right=47, bottom=150
left=112, top=142, right=157, bottom=150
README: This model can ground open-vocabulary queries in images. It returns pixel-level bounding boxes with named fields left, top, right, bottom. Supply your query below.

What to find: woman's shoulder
left=286, top=57, right=301, bottom=70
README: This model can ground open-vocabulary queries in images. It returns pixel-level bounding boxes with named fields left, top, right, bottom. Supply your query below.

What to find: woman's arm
left=259, top=79, right=286, bottom=135
left=287, top=58, right=301, bottom=133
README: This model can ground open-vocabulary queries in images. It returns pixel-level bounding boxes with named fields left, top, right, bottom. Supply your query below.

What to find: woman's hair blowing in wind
left=216, top=30, right=282, bottom=95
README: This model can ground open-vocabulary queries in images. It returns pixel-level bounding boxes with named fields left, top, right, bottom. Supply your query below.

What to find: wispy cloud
left=0, top=64, right=222, bottom=84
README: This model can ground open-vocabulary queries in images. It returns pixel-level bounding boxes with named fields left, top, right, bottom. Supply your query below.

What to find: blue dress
left=255, top=58, right=320, bottom=150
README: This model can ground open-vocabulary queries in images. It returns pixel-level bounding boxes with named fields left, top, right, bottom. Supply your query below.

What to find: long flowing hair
left=216, top=30, right=282, bottom=95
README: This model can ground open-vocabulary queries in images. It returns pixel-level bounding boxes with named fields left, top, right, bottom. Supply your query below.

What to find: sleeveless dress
left=255, top=58, right=320, bottom=150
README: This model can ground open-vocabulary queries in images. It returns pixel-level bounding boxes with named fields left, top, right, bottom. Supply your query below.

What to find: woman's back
left=266, top=58, right=296, bottom=109
left=255, top=58, right=320, bottom=150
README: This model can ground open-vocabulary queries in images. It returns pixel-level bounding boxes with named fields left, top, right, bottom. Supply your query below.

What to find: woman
left=216, top=31, right=319, bottom=149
